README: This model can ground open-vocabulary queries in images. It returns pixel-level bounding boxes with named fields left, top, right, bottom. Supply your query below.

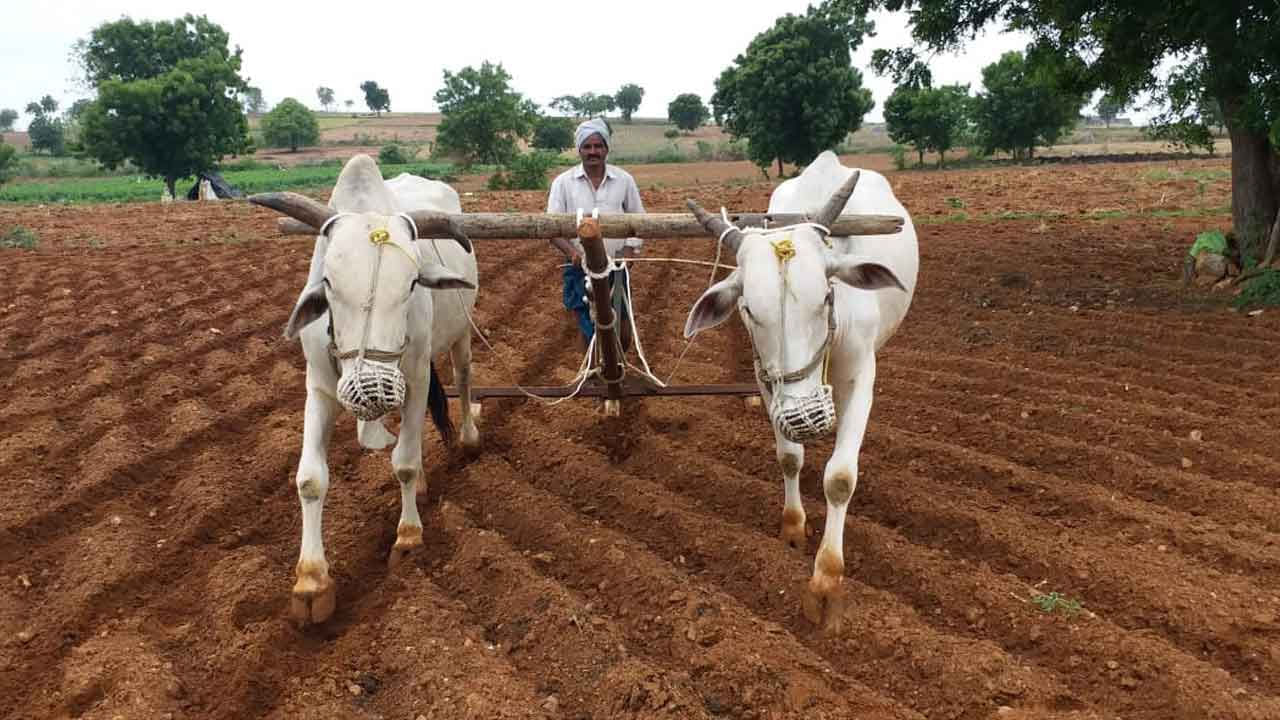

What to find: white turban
left=574, top=118, right=610, bottom=151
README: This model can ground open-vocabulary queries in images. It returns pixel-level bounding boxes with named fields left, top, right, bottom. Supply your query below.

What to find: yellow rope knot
left=770, top=234, right=796, bottom=263
left=369, top=228, right=391, bottom=245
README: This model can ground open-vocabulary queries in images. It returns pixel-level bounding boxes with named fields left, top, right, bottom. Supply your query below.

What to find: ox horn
left=810, top=169, right=861, bottom=230
left=248, top=192, right=337, bottom=231
left=405, top=210, right=474, bottom=254
left=685, top=198, right=746, bottom=251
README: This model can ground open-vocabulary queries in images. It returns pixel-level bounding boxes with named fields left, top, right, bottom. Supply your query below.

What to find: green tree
left=970, top=51, right=1086, bottom=160
left=26, top=115, right=66, bottom=156
left=1095, top=92, right=1128, bottom=128
left=886, top=83, right=972, bottom=167
left=861, top=0, right=1280, bottom=263
left=0, top=142, right=17, bottom=185
left=262, top=98, right=320, bottom=152
left=0, top=109, right=17, bottom=132
left=242, top=86, right=266, bottom=114
left=74, top=14, right=238, bottom=86
left=25, top=99, right=66, bottom=156
left=667, top=93, right=709, bottom=132
left=712, top=0, right=875, bottom=176
left=433, top=61, right=538, bottom=165
left=532, top=115, right=574, bottom=152
left=883, top=85, right=927, bottom=166
left=360, top=81, right=390, bottom=116
left=550, top=92, right=616, bottom=118
left=616, top=84, right=644, bottom=122
left=316, top=86, right=335, bottom=112
left=77, top=15, right=252, bottom=198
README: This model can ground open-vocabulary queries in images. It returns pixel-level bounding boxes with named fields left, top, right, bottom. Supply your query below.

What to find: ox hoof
left=290, top=575, right=336, bottom=626
left=461, top=424, right=481, bottom=457
left=388, top=527, right=423, bottom=569
left=780, top=520, right=809, bottom=550
left=801, top=574, right=846, bottom=635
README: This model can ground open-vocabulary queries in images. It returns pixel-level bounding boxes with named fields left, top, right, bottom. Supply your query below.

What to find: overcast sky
left=1, top=0, right=1142, bottom=132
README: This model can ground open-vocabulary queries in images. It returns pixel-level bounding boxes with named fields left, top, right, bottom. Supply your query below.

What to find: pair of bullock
left=249, top=150, right=919, bottom=632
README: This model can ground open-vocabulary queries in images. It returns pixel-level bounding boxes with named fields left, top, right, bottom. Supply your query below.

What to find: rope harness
left=320, top=212, right=424, bottom=420
left=736, top=229, right=839, bottom=444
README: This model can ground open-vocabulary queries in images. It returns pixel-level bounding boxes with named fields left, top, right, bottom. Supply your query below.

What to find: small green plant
left=944, top=197, right=966, bottom=209
left=1, top=226, right=39, bottom=249
left=487, top=150, right=559, bottom=191
left=695, top=140, right=714, bottom=161
left=663, top=128, right=680, bottom=140
left=889, top=144, right=908, bottom=171
left=1030, top=590, right=1083, bottom=615
left=379, top=143, right=416, bottom=165
left=1234, top=268, right=1280, bottom=309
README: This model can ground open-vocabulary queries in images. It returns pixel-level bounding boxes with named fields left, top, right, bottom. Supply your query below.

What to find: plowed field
left=3, top=157, right=1278, bottom=720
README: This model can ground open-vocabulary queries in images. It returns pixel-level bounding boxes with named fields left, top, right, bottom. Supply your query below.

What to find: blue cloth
left=562, top=264, right=595, bottom=340
left=562, top=264, right=630, bottom=344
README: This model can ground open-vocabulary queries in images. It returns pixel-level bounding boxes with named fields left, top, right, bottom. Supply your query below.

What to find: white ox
left=249, top=154, right=480, bottom=624
left=684, top=151, right=918, bottom=632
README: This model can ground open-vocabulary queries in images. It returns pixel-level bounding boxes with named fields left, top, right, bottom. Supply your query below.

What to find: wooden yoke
left=577, top=217, right=625, bottom=411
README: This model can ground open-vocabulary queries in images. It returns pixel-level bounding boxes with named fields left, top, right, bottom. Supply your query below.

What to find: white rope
left=619, top=260, right=664, bottom=387
left=424, top=237, right=599, bottom=407
left=317, top=212, right=354, bottom=236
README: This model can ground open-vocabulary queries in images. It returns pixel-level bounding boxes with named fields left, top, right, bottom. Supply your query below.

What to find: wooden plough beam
left=274, top=206, right=904, bottom=413
left=276, top=211, right=903, bottom=239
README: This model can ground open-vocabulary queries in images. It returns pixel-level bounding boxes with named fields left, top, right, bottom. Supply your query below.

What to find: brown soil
left=2, top=157, right=1277, bottom=720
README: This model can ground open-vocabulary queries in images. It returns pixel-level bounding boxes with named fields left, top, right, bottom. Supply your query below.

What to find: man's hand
left=566, top=247, right=584, bottom=266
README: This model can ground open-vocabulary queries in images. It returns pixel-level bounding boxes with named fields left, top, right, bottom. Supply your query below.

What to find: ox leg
left=388, top=374, right=429, bottom=569
left=292, top=386, right=339, bottom=625
left=802, top=355, right=876, bottom=635
left=450, top=336, right=480, bottom=453
left=774, top=428, right=808, bottom=550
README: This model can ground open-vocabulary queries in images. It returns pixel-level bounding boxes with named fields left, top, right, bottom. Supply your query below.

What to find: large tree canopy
left=861, top=0, right=1280, bottom=256
left=712, top=0, right=875, bottom=176
left=75, top=14, right=239, bottom=87
left=76, top=15, right=251, bottom=198
left=434, top=61, right=538, bottom=165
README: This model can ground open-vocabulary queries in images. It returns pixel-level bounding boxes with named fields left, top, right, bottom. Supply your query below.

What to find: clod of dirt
left=540, top=695, right=559, bottom=712
left=1189, top=429, right=1203, bottom=441
left=16, top=629, right=35, bottom=644
left=1181, top=457, right=1194, bottom=469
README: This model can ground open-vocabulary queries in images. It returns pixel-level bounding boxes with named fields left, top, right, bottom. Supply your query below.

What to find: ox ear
left=284, top=284, right=328, bottom=340
left=826, top=255, right=905, bottom=291
left=684, top=270, right=742, bottom=339
left=416, top=263, right=476, bottom=290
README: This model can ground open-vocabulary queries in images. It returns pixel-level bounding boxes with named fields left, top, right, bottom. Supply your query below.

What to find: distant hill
left=2, top=131, right=30, bottom=150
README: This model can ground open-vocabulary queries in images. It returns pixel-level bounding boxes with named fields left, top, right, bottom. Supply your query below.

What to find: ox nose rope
left=330, top=215, right=424, bottom=420
left=732, top=229, right=838, bottom=443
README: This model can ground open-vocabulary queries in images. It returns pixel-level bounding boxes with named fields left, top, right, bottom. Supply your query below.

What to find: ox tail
left=427, top=362, right=455, bottom=446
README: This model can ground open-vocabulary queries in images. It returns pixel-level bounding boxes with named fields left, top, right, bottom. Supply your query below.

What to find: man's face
left=579, top=134, right=607, bottom=171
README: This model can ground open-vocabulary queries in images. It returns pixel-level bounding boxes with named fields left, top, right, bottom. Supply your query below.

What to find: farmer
left=546, top=117, right=645, bottom=350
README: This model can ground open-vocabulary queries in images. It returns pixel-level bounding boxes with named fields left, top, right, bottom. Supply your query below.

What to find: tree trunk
left=165, top=177, right=176, bottom=200
left=1226, top=123, right=1279, bottom=261
left=776, top=157, right=784, bottom=178
left=917, top=149, right=924, bottom=167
